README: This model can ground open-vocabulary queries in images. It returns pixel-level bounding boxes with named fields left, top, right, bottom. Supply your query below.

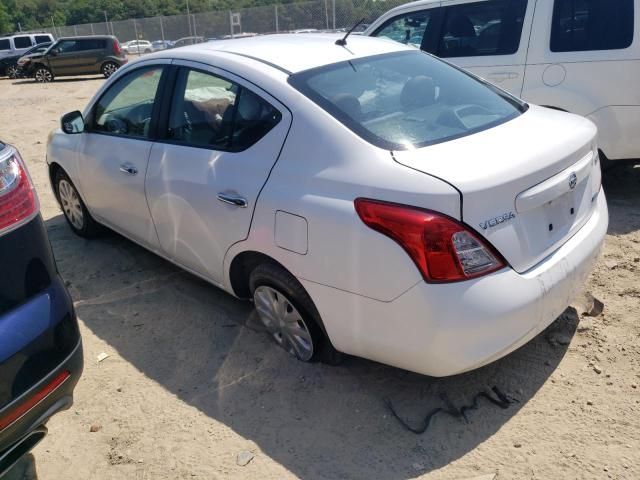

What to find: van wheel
left=249, top=263, right=344, bottom=364
left=101, top=62, right=118, bottom=78
left=54, top=170, right=102, bottom=238
left=34, top=67, right=53, bottom=83
left=6, top=65, right=19, bottom=79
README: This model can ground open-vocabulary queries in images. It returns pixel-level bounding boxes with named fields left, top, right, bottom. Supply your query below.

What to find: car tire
left=101, top=61, right=119, bottom=78
left=54, top=170, right=102, bottom=238
left=34, top=66, right=53, bottom=83
left=249, top=262, right=344, bottom=365
left=6, top=65, right=19, bottom=79
left=144, top=49, right=151, bottom=54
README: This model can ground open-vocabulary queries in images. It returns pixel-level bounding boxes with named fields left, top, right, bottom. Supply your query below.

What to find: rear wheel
left=55, top=170, right=102, bottom=238
left=6, top=65, right=19, bottom=79
left=101, top=62, right=118, bottom=78
left=249, top=262, right=344, bottom=364
left=34, top=67, right=52, bottom=83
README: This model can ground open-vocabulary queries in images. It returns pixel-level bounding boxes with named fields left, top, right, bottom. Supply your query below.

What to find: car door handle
left=119, top=164, right=138, bottom=175
left=217, top=193, right=248, bottom=208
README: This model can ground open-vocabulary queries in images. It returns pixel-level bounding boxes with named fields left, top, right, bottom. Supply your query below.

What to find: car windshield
left=289, top=50, right=527, bottom=150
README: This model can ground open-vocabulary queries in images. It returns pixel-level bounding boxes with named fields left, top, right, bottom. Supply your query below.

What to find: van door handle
left=217, top=193, right=248, bottom=208
left=488, top=72, right=519, bottom=82
left=119, top=164, right=138, bottom=175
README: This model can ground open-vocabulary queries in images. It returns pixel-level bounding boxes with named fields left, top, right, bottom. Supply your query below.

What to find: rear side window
left=93, top=67, right=164, bottom=139
left=35, top=35, right=51, bottom=44
left=290, top=51, right=526, bottom=151
left=79, top=39, right=107, bottom=50
left=167, top=68, right=281, bottom=151
left=373, top=10, right=435, bottom=49
left=13, top=36, right=32, bottom=49
left=0, top=39, right=9, bottom=50
left=551, top=0, right=634, bottom=52
left=437, top=0, right=528, bottom=57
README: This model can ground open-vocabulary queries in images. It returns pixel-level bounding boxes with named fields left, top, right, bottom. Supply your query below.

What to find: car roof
left=180, top=33, right=412, bottom=74
left=57, top=36, right=114, bottom=41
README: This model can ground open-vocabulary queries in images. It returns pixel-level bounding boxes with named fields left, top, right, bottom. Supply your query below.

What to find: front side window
left=13, top=36, right=32, bottom=49
left=93, top=66, right=164, bottom=138
left=290, top=51, right=526, bottom=151
left=373, top=10, right=435, bottom=49
left=0, top=39, right=11, bottom=51
left=168, top=68, right=281, bottom=151
left=55, top=40, right=78, bottom=53
left=437, top=0, right=528, bottom=57
left=551, top=0, right=634, bottom=52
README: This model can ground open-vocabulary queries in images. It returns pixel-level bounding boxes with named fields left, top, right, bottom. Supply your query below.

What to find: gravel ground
left=0, top=75, right=639, bottom=480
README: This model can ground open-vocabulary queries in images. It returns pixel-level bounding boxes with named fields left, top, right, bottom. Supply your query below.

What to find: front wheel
left=250, top=263, right=344, bottom=364
left=34, top=67, right=52, bottom=83
left=6, top=65, right=19, bottom=79
left=101, top=62, right=118, bottom=78
left=55, top=170, right=102, bottom=238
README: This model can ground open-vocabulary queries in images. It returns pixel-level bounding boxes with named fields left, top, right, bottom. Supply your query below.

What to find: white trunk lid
left=393, top=106, right=601, bottom=273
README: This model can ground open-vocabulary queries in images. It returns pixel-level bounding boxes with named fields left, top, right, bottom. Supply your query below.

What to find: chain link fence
left=34, top=0, right=407, bottom=50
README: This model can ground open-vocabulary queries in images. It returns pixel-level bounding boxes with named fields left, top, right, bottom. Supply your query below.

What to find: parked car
left=365, top=0, right=640, bottom=163
left=171, top=36, right=205, bottom=48
left=0, top=42, right=51, bottom=78
left=151, top=40, right=174, bottom=51
left=122, top=40, right=153, bottom=55
left=47, top=34, right=607, bottom=377
left=28, top=36, right=127, bottom=82
left=0, top=33, right=54, bottom=61
left=0, top=141, right=82, bottom=476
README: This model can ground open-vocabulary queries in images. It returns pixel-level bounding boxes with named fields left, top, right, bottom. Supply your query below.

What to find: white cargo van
left=0, top=33, right=54, bottom=60
left=366, top=0, right=639, bottom=162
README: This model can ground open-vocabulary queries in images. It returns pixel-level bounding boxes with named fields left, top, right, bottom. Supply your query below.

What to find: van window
left=13, top=36, right=32, bottom=49
left=0, top=39, right=9, bottom=50
left=437, top=0, right=528, bottom=58
left=373, top=10, right=436, bottom=49
left=35, top=35, right=51, bottom=44
left=550, top=0, right=634, bottom=52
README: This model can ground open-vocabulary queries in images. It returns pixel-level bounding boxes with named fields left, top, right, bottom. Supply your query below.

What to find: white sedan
left=47, top=34, right=608, bottom=377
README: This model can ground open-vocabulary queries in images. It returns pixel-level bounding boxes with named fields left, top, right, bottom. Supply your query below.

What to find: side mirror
left=61, top=111, right=85, bottom=134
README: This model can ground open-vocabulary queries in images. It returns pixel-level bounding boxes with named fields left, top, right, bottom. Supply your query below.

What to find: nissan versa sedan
left=0, top=142, right=82, bottom=475
left=46, top=34, right=607, bottom=377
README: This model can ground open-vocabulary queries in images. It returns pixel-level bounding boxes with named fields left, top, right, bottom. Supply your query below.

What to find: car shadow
left=43, top=213, right=577, bottom=478
left=11, top=76, right=105, bottom=85
left=603, top=162, right=640, bottom=236
left=3, top=454, right=38, bottom=479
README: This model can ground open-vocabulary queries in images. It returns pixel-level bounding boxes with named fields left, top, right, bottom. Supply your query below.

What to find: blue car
left=0, top=142, right=82, bottom=475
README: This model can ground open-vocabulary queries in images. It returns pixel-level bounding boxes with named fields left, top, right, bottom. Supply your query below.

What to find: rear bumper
left=303, top=191, right=608, bottom=377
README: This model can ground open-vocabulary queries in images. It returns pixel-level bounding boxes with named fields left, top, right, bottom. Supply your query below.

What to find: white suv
left=0, top=33, right=54, bottom=60
left=122, top=40, right=153, bottom=54
left=366, top=0, right=640, bottom=163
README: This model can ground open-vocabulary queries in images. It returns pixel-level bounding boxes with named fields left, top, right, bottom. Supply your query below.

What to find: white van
left=366, top=0, right=640, bottom=162
left=0, top=33, right=54, bottom=60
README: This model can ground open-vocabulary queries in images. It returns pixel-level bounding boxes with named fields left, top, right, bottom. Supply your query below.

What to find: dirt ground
left=0, top=75, right=639, bottom=480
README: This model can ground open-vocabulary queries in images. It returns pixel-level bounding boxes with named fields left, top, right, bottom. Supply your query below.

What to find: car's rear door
left=76, top=61, right=171, bottom=249
left=369, top=2, right=443, bottom=52
left=431, top=0, right=533, bottom=96
left=145, top=62, right=291, bottom=285
left=72, top=38, right=106, bottom=73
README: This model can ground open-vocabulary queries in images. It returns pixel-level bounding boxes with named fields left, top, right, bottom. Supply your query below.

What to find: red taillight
left=0, top=149, right=39, bottom=234
left=113, top=40, right=122, bottom=56
left=0, top=370, right=70, bottom=432
left=354, top=198, right=506, bottom=283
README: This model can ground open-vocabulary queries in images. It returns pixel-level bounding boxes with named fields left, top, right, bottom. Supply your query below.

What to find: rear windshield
left=289, top=50, right=527, bottom=150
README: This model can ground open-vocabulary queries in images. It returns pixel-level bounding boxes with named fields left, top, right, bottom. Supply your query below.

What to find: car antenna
left=335, top=18, right=365, bottom=46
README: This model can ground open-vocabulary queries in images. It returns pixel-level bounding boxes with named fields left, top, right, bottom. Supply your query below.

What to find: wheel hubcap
left=254, top=286, right=314, bottom=361
left=104, top=64, right=117, bottom=76
left=35, top=69, right=51, bottom=82
left=58, top=179, right=84, bottom=230
left=7, top=66, right=17, bottom=78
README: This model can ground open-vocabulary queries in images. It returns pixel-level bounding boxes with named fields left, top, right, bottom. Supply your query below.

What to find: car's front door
left=432, top=0, right=533, bottom=96
left=76, top=62, right=170, bottom=249
left=47, top=40, right=82, bottom=76
left=145, top=62, right=291, bottom=285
